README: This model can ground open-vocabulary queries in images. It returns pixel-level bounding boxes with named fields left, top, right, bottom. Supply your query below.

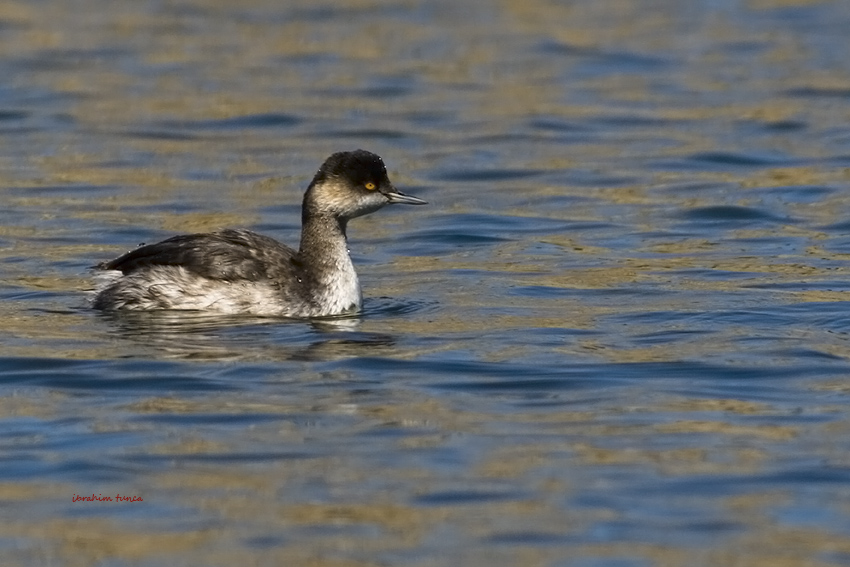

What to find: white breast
left=311, top=253, right=362, bottom=316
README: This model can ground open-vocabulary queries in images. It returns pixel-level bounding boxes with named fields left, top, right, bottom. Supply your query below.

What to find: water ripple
left=0, top=357, right=242, bottom=392
left=432, top=168, right=544, bottom=182
left=159, top=113, right=302, bottom=131
left=679, top=205, right=795, bottom=224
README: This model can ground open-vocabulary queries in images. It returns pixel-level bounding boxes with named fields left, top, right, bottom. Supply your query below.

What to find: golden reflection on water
left=1, top=0, right=850, bottom=564
left=0, top=386, right=846, bottom=565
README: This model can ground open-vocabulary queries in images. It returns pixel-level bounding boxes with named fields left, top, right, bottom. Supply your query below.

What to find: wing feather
left=96, top=229, right=299, bottom=282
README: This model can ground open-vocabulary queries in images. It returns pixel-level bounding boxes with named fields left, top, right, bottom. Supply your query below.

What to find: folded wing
left=96, top=229, right=299, bottom=282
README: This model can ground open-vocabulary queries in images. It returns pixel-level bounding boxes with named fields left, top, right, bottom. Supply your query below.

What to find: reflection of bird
left=93, top=150, right=426, bottom=317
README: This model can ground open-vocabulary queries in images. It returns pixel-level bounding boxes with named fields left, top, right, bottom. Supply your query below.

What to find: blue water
left=2, top=0, right=850, bottom=565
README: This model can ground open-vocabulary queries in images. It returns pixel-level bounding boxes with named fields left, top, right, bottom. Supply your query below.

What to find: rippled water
left=2, top=0, right=850, bottom=564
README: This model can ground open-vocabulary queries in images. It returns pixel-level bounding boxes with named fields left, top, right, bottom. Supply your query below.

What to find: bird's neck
left=298, top=214, right=361, bottom=314
left=299, top=213, right=349, bottom=261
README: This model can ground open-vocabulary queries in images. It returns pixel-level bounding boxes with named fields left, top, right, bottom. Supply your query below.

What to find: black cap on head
left=312, top=150, right=389, bottom=187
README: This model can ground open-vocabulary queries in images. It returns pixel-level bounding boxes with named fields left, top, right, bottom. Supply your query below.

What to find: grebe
left=92, top=150, right=426, bottom=317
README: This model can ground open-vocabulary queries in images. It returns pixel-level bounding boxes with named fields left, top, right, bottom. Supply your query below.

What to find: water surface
left=2, top=0, right=850, bottom=565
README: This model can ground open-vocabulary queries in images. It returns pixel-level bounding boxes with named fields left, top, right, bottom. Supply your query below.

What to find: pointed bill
left=385, top=190, right=427, bottom=205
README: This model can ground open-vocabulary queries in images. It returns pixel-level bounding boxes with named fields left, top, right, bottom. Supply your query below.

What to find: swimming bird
left=92, top=150, right=426, bottom=317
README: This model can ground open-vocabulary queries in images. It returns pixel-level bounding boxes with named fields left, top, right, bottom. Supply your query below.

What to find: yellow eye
left=364, top=182, right=376, bottom=190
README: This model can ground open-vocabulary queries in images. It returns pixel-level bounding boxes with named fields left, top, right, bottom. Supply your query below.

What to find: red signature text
left=72, top=493, right=143, bottom=503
